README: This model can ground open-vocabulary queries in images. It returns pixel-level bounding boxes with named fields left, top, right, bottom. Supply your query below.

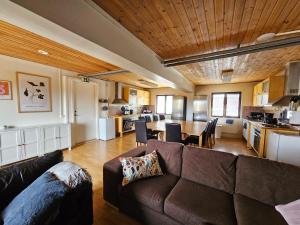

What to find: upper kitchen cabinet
left=253, top=76, right=285, bottom=106
left=123, top=87, right=150, bottom=106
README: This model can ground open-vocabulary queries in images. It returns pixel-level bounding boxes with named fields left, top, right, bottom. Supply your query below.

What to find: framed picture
left=0, top=80, right=12, bottom=100
left=17, top=72, right=52, bottom=113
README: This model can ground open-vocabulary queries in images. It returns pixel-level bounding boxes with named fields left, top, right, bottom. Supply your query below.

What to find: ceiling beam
left=164, top=36, right=300, bottom=67
left=3, top=0, right=194, bottom=92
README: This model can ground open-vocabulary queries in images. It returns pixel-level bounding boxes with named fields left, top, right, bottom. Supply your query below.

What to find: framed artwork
left=17, top=72, right=52, bottom=113
left=0, top=80, right=12, bottom=100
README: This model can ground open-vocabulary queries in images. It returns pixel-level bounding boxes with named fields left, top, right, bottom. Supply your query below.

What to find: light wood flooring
left=63, top=133, right=255, bottom=225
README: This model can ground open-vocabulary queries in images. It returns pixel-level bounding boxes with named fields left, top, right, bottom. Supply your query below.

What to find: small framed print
left=0, top=80, right=12, bottom=100
left=17, top=72, right=52, bottom=113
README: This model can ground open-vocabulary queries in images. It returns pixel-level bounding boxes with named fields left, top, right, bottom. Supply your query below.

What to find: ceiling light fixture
left=37, top=49, right=49, bottom=55
left=221, top=69, right=234, bottom=83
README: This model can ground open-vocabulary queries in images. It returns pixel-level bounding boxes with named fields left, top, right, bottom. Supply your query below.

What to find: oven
left=123, top=118, right=134, bottom=132
left=253, top=128, right=261, bottom=152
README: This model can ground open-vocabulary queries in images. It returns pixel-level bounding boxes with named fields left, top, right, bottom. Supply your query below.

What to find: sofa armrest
left=103, top=146, right=147, bottom=207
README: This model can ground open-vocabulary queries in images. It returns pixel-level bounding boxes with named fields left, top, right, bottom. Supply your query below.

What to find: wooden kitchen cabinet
left=124, top=87, right=150, bottom=106
left=252, top=75, right=285, bottom=106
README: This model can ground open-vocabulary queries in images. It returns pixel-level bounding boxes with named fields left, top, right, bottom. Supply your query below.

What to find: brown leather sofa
left=103, top=140, right=300, bottom=225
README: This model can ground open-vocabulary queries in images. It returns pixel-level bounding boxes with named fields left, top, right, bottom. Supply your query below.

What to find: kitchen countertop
left=247, top=120, right=300, bottom=131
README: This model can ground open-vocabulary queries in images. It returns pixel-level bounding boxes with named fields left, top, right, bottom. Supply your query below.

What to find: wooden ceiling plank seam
left=123, top=0, right=176, bottom=55
left=149, top=0, right=192, bottom=57
left=0, top=20, right=118, bottom=71
left=171, top=0, right=203, bottom=47
left=223, top=0, right=235, bottom=49
left=97, top=0, right=167, bottom=56
left=203, top=0, right=217, bottom=50
left=229, top=0, right=246, bottom=47
left=0, top=46, right=93, bottom=73
left=181, top=0, right=206, bottom=51
left=284, top=1, right=300, bottom=31
left=242, top=0, right=267, bottom=44
left=0, top=34, right=109, bottom=72
left=236, top=0, right=256, bottom=45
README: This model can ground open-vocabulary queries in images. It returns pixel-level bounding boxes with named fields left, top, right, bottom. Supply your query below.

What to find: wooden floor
left=63, top=133, right=255, bottom=225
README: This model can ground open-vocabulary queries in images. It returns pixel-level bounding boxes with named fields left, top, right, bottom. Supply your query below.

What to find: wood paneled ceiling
left=94, top=0, right=300, bottom=84
left=0, top=20, right=165, bottom=88
left=0, top=20, right=119, bottom=74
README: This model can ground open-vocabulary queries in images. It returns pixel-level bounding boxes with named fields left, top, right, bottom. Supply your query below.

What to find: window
left=156, top=95, right=173, bottom=114
left=211, top=92, right=241, bottom=118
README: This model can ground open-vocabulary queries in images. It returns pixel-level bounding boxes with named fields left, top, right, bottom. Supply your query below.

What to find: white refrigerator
left=99, top=118, right=116, bottom=141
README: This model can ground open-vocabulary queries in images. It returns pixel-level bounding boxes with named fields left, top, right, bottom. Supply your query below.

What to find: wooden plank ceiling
left=94, top=0, right=300, bottom=84
left=0, top=20, right=165, bottom=88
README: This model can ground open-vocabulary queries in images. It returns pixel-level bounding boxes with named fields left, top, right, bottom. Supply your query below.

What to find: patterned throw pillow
left=120, top=150, right=163, bottom=186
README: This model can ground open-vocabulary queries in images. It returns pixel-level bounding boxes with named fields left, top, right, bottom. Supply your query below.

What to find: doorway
left=71, top=80, right=98, bottom=145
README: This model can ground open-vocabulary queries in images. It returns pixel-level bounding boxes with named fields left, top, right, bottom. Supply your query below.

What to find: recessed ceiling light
left=37, top=49, right=48, bottom=55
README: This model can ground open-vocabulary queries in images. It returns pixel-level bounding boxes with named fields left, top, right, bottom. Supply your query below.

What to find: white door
left=72, top=80, right=97, bottom=145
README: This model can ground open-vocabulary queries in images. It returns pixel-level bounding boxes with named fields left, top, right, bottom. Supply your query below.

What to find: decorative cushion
left=47, top=161, right=92, bottom=188
left=1, top=172, right=68, bottom=225
left=276, top=199, right=300, bottom=225
left=120, top=150, right=163, bottom=186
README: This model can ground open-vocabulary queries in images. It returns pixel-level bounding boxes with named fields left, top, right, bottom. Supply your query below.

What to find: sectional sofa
left=103, top=139, right=300, bottom=225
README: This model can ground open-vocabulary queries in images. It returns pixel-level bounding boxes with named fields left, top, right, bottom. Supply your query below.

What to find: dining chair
left=135, top=120, right=158, bottom=146
left=211, top=118, right=219, bottom=145
left=153, top=115, right=159, bottom=121
left=138, top=116, right=146, bottom=121
left=145, top=115, right=152, bottom=123
left=159, top=114, right=165, bottom=120
left=185, top=120, right=213, bottom=148
left=165, top=123, right=188, bottom=144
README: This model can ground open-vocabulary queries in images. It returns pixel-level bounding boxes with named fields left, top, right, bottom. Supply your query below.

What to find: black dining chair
left=144, top=115, right=152, bottom=123
left=135, top=120, right=158, bottom=146
left=211, top=118, right=219, bottom=145
left=153, top=115, right=159, bottom=121
left=138, top=116, right=146, bottom=121
left=185, top=120, right=213, bottom=148
left=165, top=123, right=188, bottom=144
left=159, top=114, right=165, bottom=120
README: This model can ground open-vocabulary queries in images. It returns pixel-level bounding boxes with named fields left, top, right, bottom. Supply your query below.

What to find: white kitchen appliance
left=99, top=118, right=115, bottom=141
left=288, top=111, right=300, bottom=125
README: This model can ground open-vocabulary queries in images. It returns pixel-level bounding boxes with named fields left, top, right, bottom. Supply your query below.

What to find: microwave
left=289, top=111, right=300, bottom=125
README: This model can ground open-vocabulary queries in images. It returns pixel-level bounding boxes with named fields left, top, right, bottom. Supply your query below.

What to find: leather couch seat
left=164, top=178, right=236, bottom=225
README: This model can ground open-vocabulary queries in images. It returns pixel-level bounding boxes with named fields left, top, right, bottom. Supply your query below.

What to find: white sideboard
left=0, top=123, right=71, bottom=166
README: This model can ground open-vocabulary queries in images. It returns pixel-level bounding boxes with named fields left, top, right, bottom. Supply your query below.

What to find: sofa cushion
left=120, top=174, right=179, bottom=213
left=182, top=146, right=237, bottom=194
left=146, top=140, right=183, bottom=176
left=1, top=172, right=69, bottom=225
left=120, top=150, right=163, bottom=186
left=234, top=194, right=288, bottom=225
left=236, top=155, right=300, bottom=206
left=164, top=178, right=236, bottom=225
left=0, top=150, right=63, bottom=211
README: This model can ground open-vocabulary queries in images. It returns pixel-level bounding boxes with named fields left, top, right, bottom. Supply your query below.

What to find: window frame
left=211, top=92, right=241, bottom=118
left=156, top=95, right=173, bottom=115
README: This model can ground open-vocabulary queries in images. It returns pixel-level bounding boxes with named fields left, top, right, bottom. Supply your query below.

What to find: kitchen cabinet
left=266, top=131, right=300, bottom=167
left=123, top=87, right=150, bottom=106
left=0, top=124, right=71, bottom=166
left=253, top=76, right=285, bottom=106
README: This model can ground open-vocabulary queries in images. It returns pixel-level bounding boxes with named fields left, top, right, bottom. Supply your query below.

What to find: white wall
left=0, top=55, right=76, bottom=127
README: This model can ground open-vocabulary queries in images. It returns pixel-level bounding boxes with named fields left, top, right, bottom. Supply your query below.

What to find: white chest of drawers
left=0, top=123, right=71, bottom=166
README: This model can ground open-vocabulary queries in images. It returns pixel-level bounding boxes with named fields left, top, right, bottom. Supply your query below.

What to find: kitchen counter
left=245, top=119, right=300, bottom=158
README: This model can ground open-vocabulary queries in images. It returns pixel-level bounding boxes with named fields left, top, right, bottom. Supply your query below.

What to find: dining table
left=146, top=119, right=208, bottom=145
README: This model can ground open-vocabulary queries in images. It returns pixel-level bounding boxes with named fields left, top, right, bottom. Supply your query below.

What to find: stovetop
left=261, top=123, right=291, bottom=129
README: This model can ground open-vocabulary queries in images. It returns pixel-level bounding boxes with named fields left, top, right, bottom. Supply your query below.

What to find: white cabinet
left=266, top=131, right=300, bottom=167
left=0, top=124, right=71, bottom=166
